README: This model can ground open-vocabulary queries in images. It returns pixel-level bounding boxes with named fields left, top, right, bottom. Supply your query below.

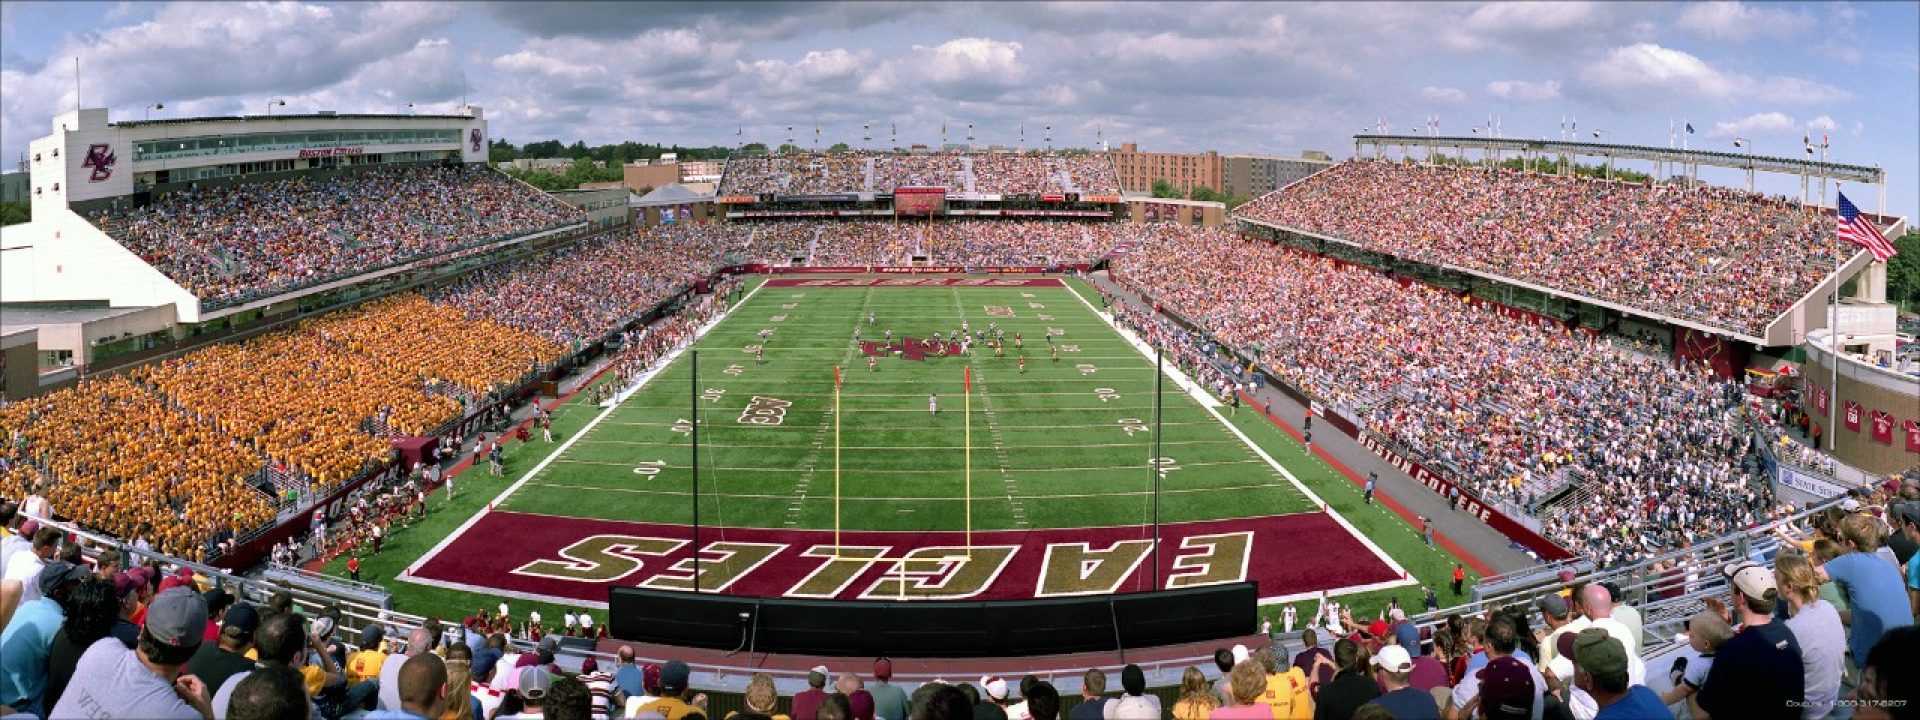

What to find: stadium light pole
left=266, top=98, right=286, bottom=116
left=144, top=102, right=164, bottom=120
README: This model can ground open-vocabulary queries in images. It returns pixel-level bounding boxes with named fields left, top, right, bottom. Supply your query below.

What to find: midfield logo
left=82, top=144, right=116, bottom=182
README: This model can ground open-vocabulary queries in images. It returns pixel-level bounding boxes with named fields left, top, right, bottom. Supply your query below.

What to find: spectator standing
left=1815, top=514, right=1915, bottom=672
left=629, top=660, right=707, bottom=720
left=0, top=559, right=88, bottom=716
left=1697, top=563, right=1805, bottom=720
left=728, top=672, right=788, bottom=720
left=1072, top=668, right=1109, bottom=720
left=1851, top=625, right=1917, bottom=720
left=379, top=626, right=438, bottom=712
left=51, top=585, right=214, bottom=720
left=1312, top=639, right=1379, bottom=720
left=1569, top=630, right=1663, bottom=720
left=40, top=575, right=119, bottom=713
left=973, top=678, right=1010, bottom=720
left=794, top=666, right=832, bottom=720
left=1658, top=611, right=1729, bottom=718
left=840, top=672, right=877, bottom=720
left=0, top=525, right=61, bottom=630
left=1291, top=629, right=1335, bottom=697
left=366, top=652, right=449, bottom=720
left=1172, top=667, right=1218, bottom=720
left=1207, top=662, right=1273, bottom=719
left=1449, top=616, right=1543, bottom=720
left=871, top=658, right=910, bottom=720
left=1388, top=609, right=1421, bottom=657
left=1103, top=665, right=1159, bottom=720
left=1361, top=646, right=1437, bottom=720
left=577, top=657, right=615, bottom=719
left=1210, top=650, right=1238, bottom=709
left=1774, top=554, right=1845, bottom=720
left=1464, top=658, right=1537, bottom=720
left=228, top=664, right=314, bottom=720
left=184, top=602, right=261, bottom=699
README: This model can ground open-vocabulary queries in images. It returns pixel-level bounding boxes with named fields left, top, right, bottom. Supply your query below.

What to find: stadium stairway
left=1088, top=272, right=1539, bottom=576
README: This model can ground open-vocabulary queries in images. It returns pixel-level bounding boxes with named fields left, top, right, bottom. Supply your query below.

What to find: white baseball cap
left=1371, top=644, right=1413, bottom=673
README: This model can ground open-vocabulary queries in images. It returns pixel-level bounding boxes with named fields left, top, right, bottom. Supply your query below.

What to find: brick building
left=1107, top=142, right=1223, bottom=196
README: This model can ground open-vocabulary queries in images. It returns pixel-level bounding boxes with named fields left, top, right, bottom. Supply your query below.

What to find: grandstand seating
left=1234, top=159, right=1837, bottom=337
left=93, top=165, right=582, bottom=308
left=1116, top=227, right=1775, bottom=567
left=718, top=150, right=1122, bottom=196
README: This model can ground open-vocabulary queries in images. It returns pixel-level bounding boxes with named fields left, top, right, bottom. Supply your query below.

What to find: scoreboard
left=893, top=186, right=947, bottom=217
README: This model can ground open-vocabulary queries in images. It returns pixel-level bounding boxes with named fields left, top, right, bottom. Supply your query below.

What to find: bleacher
left=718, top=150, right=1122, bottom=196
left=88, top=164, right=583, bottom=310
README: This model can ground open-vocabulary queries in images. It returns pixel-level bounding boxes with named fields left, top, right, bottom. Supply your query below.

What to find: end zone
left=400, top=510, right=1409, bottom=609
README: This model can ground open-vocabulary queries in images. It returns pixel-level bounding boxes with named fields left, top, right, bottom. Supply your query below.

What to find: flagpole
left=1827, top=153, right=1840, bottom=453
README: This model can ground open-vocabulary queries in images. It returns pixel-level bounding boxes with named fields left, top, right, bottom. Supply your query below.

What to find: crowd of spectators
left=719, top=151, right=1123, bottom=196
left=0, top=292, right=563, bottom=561
left=101, top=165, right=580, bottom=308
left=1236, top=160, right=1837, bottom=336
left=0, top=379, right=272, bottom=560
left=1117, top=229, right=1773, bottom=567
left=429, top=229, right=733, bottom=346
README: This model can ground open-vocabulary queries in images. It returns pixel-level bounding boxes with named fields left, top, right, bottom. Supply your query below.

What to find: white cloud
left=913, top=38, right=1026, bottom=85
left=1676, top=2, right=1811, bottom=41
left=1484, top=79, right=1561, bottom=101
left=1420, top=86, right=1466, bottom=103
left=1805, top=115, right=1837, bottom=131
left=1706, top=111, right=1796, bottom=138
left=1582, top=43, right=1850, bottom=106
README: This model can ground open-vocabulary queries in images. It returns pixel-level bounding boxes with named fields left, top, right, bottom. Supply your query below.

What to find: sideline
left=401, top=280, right=770, bottom=578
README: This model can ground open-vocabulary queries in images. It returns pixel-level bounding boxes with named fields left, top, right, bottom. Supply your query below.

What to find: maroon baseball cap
left=874, top=657, right=894, bottom=681
left=1477, top=656, right=1536, bottom=720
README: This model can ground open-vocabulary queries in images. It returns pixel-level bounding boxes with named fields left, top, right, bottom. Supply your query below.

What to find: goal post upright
left=834, top=365, right=842, bottom=557
left=965, top=365, right=973, bottom=557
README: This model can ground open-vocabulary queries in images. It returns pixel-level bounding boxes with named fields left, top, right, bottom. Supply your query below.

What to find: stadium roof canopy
left=1354, top=134, right=1884, bottom=185
left=632, top=183, right=712, bottom=207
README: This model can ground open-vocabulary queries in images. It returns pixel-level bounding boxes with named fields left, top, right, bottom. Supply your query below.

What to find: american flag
left=1837, top=192, right=1898, bottom=261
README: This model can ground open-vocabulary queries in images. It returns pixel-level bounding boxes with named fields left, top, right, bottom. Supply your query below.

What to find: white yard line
left=401, top=280, right=771, bottom=579
left=1059, top=282, right=1221, bottom=409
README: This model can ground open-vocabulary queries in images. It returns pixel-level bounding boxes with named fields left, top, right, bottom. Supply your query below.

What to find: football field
left=404, top=277, right=1411, bottom=605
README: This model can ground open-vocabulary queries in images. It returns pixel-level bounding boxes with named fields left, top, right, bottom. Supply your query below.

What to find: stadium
left=2, top=5, right=1919, bottom=720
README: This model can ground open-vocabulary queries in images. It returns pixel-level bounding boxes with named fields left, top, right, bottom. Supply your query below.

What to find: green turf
left=508, top=280, right=1315, bottom=531
left=334, top=277, right=1483, bottom=628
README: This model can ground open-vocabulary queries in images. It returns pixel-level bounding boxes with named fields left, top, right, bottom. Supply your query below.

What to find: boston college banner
left=1812, top=386, right=1829, bottom=414
left=1869, top=410, right=1894, bottom=445
left=1843, top=400, right=1862, bottom=432
left=1906, top=419, right=1920, bottom=454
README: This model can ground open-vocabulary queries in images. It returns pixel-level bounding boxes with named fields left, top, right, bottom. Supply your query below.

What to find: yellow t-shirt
left=1260, top=668, right=1313, bottom=720
left=346, top=649, right=388, bottom=684
left=638, top=697, right=703, bottom=720
left=298, top=664, right=326, bottom=697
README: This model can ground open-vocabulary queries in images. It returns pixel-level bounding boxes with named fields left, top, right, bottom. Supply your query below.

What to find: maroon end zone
left=763, top=278, right=1065, bottom=287
left=403, top=510, right=1409, bottom=607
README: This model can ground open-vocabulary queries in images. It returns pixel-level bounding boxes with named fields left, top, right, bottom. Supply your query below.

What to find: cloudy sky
left=2, top=1, right=1916, bottom=215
